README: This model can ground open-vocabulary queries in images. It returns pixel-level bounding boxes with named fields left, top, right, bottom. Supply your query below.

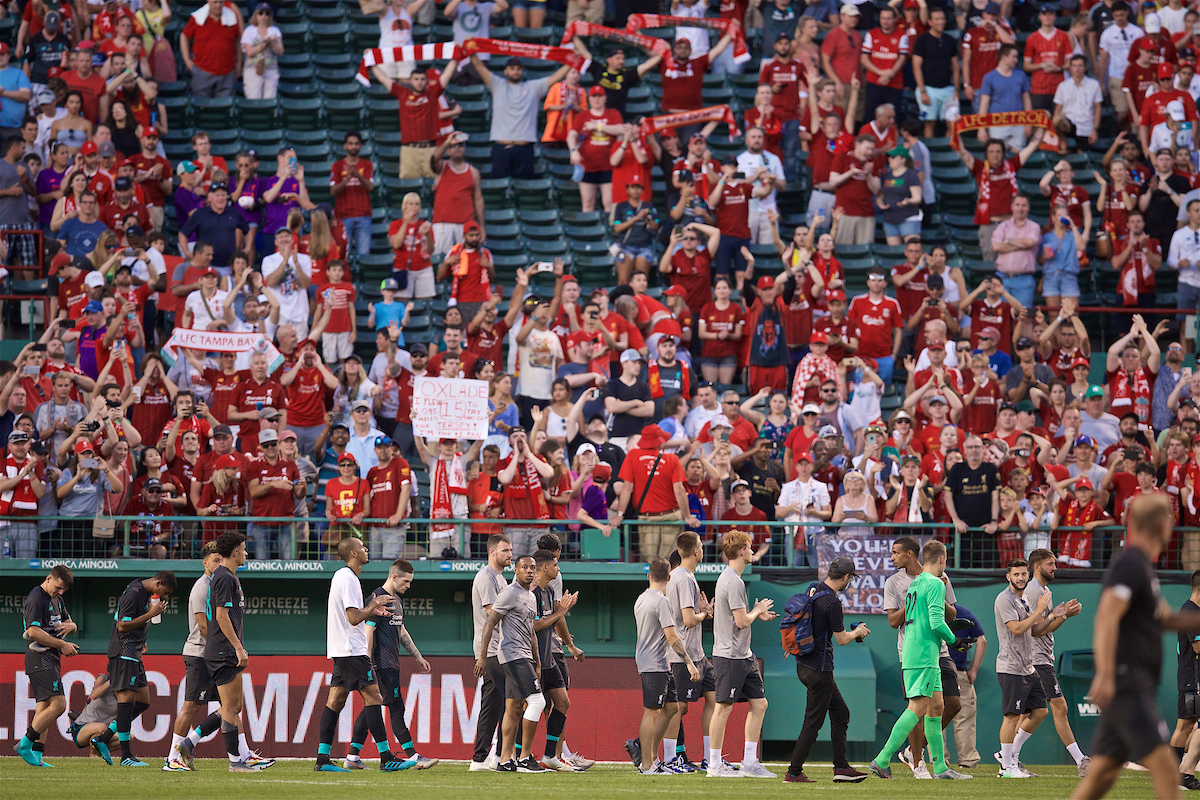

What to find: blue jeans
left=781, top=119, right=800, bottom=184
left=710, top=44, right=743, bottom=75
left=1001, top=273, right=1036, bottom=309
left=250, top=521, right=295, bottom=561
left=874, top=355, right=895, bottom=385
left=342, top=215, right=372, bottom=260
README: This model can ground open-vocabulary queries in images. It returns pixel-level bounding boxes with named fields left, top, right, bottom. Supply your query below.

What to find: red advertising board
left=1, top=654, right=752, bottom=761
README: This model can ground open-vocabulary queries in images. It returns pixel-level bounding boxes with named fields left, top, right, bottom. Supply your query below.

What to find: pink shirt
left=991, top=217, right=1042, bottom=276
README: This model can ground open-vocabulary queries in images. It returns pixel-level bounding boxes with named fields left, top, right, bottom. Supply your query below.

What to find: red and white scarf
left=1057, top=498, right=1107, bottom=568
left=430, top=454, right=467, bottom=536
left=562, top=20, right=674, bottom=68
left=790, top=352, right=842, bottom=407
left=639, top=105, right=741, bottom=141
left=973, top=156, right=1020, bottom=226
left=625, top=14, right=749, bottom=64
left=0, top=454, right=38, bottom=516
left=462, top=38, right=590, bottom=72
left=356, top=42, right=463, bottom=86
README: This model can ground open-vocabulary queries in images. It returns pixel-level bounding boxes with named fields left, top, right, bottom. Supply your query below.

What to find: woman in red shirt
left=323, top=452, right=369, bottom=548
left=567, top=87, right=625, bottom=214
left=387, top=192, right=434, bottom=300
left=743, top=84, right=783, bottom=159
left=540, top=440, right=579, bottom=521
left=697, top=277, right=746, bottom=384
left=197, top=454, right=248, bottom=543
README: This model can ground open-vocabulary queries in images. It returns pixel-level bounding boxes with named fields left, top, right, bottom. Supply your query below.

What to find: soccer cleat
left=1181, top=774, right=1200, bottom=791
left=564, top=753, right=596, bottom=770
left=36, top=757, right=54, bottom=768
left=92, top=739, right=113, bottom=765
left=121, top=758, right=149, bottom=767
left=229, top=758, right=273, bottom=772
left=706, top=760, right=741, bottom=778
left=162, top=759, right=190, bottom=772
left=898, top=744, right=916, bottom=772
left=624, top=738, right=642, bottom=766
left=665, top=755, right=697, bottom=773
left=342, top=757, right=367, bottom=770
left=540, top=756, right=580, bottom=772
left=315, top=762, right=351, bottom=772
left=868, top=760, right=892, bottom=779
left=410, top=754, right=438, bottom=769
left=658, top=757, right=686, bottom=774
left=832, top=767, right=869, bottom=783
left=496, top=759, right=518, bottom=773
left=14, top=740, right=40, bottom=767
left=380, top=757, right=415, bottom=772
left=933, top=768, right=973, bottom=780
left=517, top=756, right=548, bottom=773
left=1078, top=757, right=1092, bottom=778
left=176, top=738, right=196, bottom=770
left=913, top=763, right=932, bottom=779
left=999, top=766, right=1032, bottom=778
left=698, top=758, right=709, bottom=771
left=244, top=751, right=275, bottom=769
left=994, top=751, right=1031, bottom=773
left=467, top=759, right=493, bottom=772
left=739, top=761, right=776, bottom=778
left=784, top=771, right=817, bottom=783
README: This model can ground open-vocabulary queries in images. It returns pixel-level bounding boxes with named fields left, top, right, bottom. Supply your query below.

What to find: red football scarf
left=462, top=38, right=590, bottom=72
left=950, top=110, right=1058, bottom=150
left=625, top=14, right=749, bottom=65
left=0, top=454, right=38, bottom=516
left=562, top=20, right=674, bottom=68
left=639, top=105, right=741, bottom=141
left=356, top=43, right=463, bottom=86
left=647, top=360, right=691, bottom=400
left=431, top=454, right=467, bottom=536
left=1057, top=499, right=1106, bottom=568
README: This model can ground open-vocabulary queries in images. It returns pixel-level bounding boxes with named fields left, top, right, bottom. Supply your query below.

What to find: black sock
left=677, top=721, right=686, bottom=756
left=133, top=701, right=150, bottom=718
left=24, top=726, right=39, bottom=743
left=545, top=709, right=566, bottom=758
left=348, top=710, right=368, bottom=757
left=1178, top=745, right=1189, bottom=765
left=116, top=702, right=134, bottom=760
left=197, top=711, right=224, bottom=738
left=365, top=705, right=391, bottom=758
left=32, top=742, right=45, bottom=753
left=222, top=720, right=240, bottom=760
left=387, top=701, right=415, bottom=756
left=317, top=706, right=338, bottom=764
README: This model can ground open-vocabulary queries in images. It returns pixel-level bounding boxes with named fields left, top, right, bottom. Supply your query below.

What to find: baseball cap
left=258, top=428, right=279, bottom=444
left=662, top=285, right=686, bottom=298
left=982, top=1, right=1001, bottom=12
left=144, top=478, right=163, bottom=491
left=626, top=175, right=645, bottom=187
left=180, top=161, right=198, bottom=173
left=592, top=463, right=612, bottom=482
left=84, top=299, right=104, bottom=313
left=1182, top=46, right=1198, bottom=63
left=44, top=10, right=61, bottom=29
left=998, top=400, right=1017, bottom=413
left=978, top=326, right=1001, bottom=341
left=49, top=252, right=72, bottom=276
left=756, top=275, right=776, bottom=290
left=1084, top=384, right=1104, bottom=399
left=928, top=394, right=948, bottom=405
left=777, top=30, right=793, bottom=40
left=7, top=429, right=29, bottom=444
left=1016, top=399, right=1036, bottom=413
left=894, top=409, right=913, bottom=422
left=710, top=414, right=732, bottom=429
left=819, top=425, right=839, bottom=437
left=261, top=407, right=281, bottom=421
left=1015, top=336, right=1036, bottom=349
left=381, top=277, right=400, bottom=291
left=0, top=43, right=10, bottom=55
left=345, top=353, right=363, bottom=365
left=689, top=132, right=707, bottom=143
left=588, top=85, right=606, bottom=96
left=1158, top=62, right=1175, bottom=79
left=98, top=142, right=115, bottom=158
left=839, top=3, right=860, bottom=14
left=463, top=221, right=480, bottom=234
left=80, top=142, right=98, bottom=156
left=576, top=442, right=598, bottom=459
left=200, top=267, right=219, bottom=279
left=280, top=429, right=297, bottom=441
left=658, top=334, right=680, bottom=347
left=213, top=424, right=234, bottom=438
left=1074, top=434, right=1097, bottom=449
left=338, top=452, right=357, bottom=464
left=794, top=450, right=813, bottom=463
left=1075, top=477, right=1094, bottom=490
left=1070, top=357, right=1090, bottom=370
left=209, top=181, right=228, bottom=193
left=1168, top=99, right=1187, bottom=121
left=504, top=56, right=522, bottom=68
left=409, top=343, right=428, bottom=356
left=810, top=331, right=829, bottom=344
left=926, top=274, right=944, bottom=290
left=886, top=145, right=910, bottom=158
left=1145, top=10, right=1161, bottom=31
left=84, top=271, right=107, bottom=289
left=126, top=224, right=145, bottom=239
left=827, top=289, right=847, bottom=303
left=730, top=479, right=751, bottom=491
left=36, top=88, right=55, bottom=105
left=215, top=454, right=241, bottom=470
left=1135, top=38, right=1157, bottom=52
left=114, top=176, right=133, bottom=191
left=828, top=556, right=858, bottom=578
left=620, top=348, right=644, bottom=363
left=801, top=403, right=821, bottom=415
left=73, top=438, right=93, bottom=453
left=352, top=399, right=372, bottom=411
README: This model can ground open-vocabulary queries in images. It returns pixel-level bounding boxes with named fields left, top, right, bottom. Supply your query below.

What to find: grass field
left=0, top=758, right=1165, bottom=799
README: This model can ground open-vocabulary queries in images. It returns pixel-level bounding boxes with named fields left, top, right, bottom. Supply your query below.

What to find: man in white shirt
left=776, top=451, right=832, bottom=567
left=1052, top=54, right=1103, bottom=149
left=360, top=0, right=430, bottom=79
left=1149, top=100, right=1195, bottom=154
left=1158, top=0, right=1188, bottom=34
left=182, top=268, right=233, bottom=330
left=735, top=126, right=787, bottom=245
left=261, top=227, right=313, bottom=338
left=314, top=536, right=409, bottom=772
left=685, top=382, right=721, bottom=440
left=1168, top=197, right=1200, bottom=348
left=1097, top=2, right=1144, bottom=126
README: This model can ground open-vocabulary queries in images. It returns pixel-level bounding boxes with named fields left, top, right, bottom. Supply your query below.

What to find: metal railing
left=0, top=514, right=1185, bottom=573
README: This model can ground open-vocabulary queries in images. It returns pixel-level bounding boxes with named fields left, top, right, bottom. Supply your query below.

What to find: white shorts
left=322, top=330, right=353, bottom=362
left=988, top=124, right=1027, bottom=151
left=918, top=85, right=957, bottom=121
left=432, top=222, right=465, bottom=256
left=397, top=266, right=436, bottom=299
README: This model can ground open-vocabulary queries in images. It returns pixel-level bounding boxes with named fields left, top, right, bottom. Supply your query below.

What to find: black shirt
left=178, top=205, right=250, bottom=267
left=567, top=431, right=625, bottom=476
left=588, top=63, right=640, bottom=116
left=368, top=585, right=403, bottom=671
left=911, top=31, right=957, bottom=88
left=737, top=458, right=785, bottom=520
left=204, top=565, right=245, bottom=665
left=1106, top=545, right=1162, bottom=694
left=795, top=582, right=845, bottom=672
left=1178, top=599, right=1200, bottom=694
left=107, top=578, right=152, bottom=661
left=606, top=377, right=652, bottom=438
left=1142, top=173, right=1190, bottom=247
left=24, top=585, right=70, bottom=674
left=532, top=584, right=555, bottom=663
left=946, top=461, right=999, bottom=527
left=24, top=31, right=72, bottom=84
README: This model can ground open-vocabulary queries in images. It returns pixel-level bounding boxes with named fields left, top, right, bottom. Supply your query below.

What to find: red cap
left=826, top=289, right=846, bottom=303
left=794, top=450, right=813, bottom=462
left=567, top=329, right=598, bottom=350
left=592, top=462, right=612, bottom=481
left=810, top=331, right=828, bottom=344
left=142, top=126, right=159, bottom=138
left=903, top=0, right=920, bottom=7
left=757, top=275, right=776, bottom=290
left=561, top=273, right=578, bottom=284
left=298, top=339, right=318, bottom=352
left=77, top=40, right=96, bottom=50
left=1192, top=433, right=1200, bottom=446
left=80, top=142, right=98, bottom=156
left=74, top=439, right=95, bottom=455
left=1070, top=357, right=1090, bottom=370
left=49, top=252, right=72, bottom=276
left=1076, top=477, right=1094, bottom=490
left=47, top=66, right=63, bottom=79
left=1158, top=62, right=1176, bottom=79
left=588, top=85, right=606, bottom=96
left=215, top=454, right=240, bottom=470
left=463, top=221, right=480, bottom=234
left=660, top=127, right=680, bottom=139
left=200, top=267, right=219, bottom=278
left=1136, top=38, right=1157, bottom=52
left=978, top=325, right=1002, bottom=341
left=337, top=452, right=357, bottom=464
left=0, top=43, right=9, bottom=55
left=662, top=285, right=686, bottom=298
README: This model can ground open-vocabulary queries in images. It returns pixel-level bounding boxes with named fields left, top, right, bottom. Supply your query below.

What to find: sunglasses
left=262, top=441, right=278, bottom=448
left=339, top=462, right=356, bottom=467
left=353, top=408, right=370, bottom=413
left=146, top=488, right=163, bottom=494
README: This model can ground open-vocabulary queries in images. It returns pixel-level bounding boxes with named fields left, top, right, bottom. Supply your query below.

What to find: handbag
left=93, top=483, right=115, bottom=539
left=141, top=10, right=177, bottom=82
left=609, top=208, right=635, bottom=257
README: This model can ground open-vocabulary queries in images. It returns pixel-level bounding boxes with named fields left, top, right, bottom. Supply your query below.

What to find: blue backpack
left=779, top=582, right=833, bottom=658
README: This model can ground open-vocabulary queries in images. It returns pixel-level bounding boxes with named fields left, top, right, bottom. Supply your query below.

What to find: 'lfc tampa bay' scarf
left=639, top=105, right=741, bottom=140
left=561, top=20, right=674, bottom=68
left=625, top=14, right=749, bottom=64
left=463, top=37, right=590, bottom=72
left=355, top=42, right=463, bottom=85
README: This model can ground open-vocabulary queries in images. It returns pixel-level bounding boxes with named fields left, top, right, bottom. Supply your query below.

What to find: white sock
left=709, top=747, right=722, bottom=767
left=185, top=728, right=202, bottom=747
left=744, top=741, right=758, bottom=764
left=703, top=736, right=711, bottom=755
left=1000, top=743, right=1014, bottom=770
left=1067, top=743, right=1085, bottom=765
left=168, top=732, right=183, bottom=759
left=663, top=738, right=676, bottom=761
left=239, top=733, right=250, bottom=760
left=1012, top=728, right=1032, bottom=758
left=561, top=741, right=574, bottom=759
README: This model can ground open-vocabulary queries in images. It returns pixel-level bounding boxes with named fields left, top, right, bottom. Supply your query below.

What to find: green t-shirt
left=901, top=572, right=955, bottom=669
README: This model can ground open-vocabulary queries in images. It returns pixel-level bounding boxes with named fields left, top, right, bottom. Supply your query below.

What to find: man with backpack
left=783, top=556, right=871, bottom=784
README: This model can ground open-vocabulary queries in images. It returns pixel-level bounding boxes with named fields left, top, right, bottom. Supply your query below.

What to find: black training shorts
left=502, top=658, right=541, bottom=700
left=998, top=671, right=1047, bottom=716
left=1034, top=663, right=1063, bottom=700
left=713, top=656, right=765, bottom=703
left=331, top=656, right=376, bottom=692
left=29, top=668, right=63, bottom=702
left=671, top=658, right=716, bottom=702
left=183, top=655, right=216, bottom=703
left=1093, top=690, right=1168, bottom=764
left=640, top=671, right=677, bottom=709
left=940, top=656, right=961, bottom=699
left=107, top=657, right=147, bottom=692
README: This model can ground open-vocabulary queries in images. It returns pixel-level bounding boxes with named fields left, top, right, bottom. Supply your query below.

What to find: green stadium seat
left=522, top=222, right=565, bottom=240
left=565, top=224, right=607, bottom=242
left=277, top=21, right=311, bottom=51
left=326, top=98, right=366, bottom=131
left=238, top=98, right=279, bottom=131
left=479, top=178, right=511, bottom=207
left=191, top=96, right=235, bottom=130
left=517, top=209, right=561, bottom=224
left=486, top=222, right=522, bottom=239
left=514, top=26, right=555, bottom=44
left=293, top=142, right=333, bottom=162
left=313, top=22, right=351, bottom=53
left=352, top=21, right=380, bottom=50
left=512, top=178, right=553, bottom=209
left=160, top=95, right=190, bottom=129
left=485, top=208, right=517, bottom=225
left=562, top=210, right=604, bottom=225
left=454, top=100, right=491, bottom=133
left=285, top=129, right=330, bottom=147
left=367, top=98, right=400, bottom=132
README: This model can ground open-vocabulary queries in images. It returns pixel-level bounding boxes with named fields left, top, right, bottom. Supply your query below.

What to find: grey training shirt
left=1023, top=577, right=1056, bottom=666
left=666, top=564, right=705, bottom=663
left=994, top=584, right=1036, bottom=676
left=883, top=569, right=956, bottom=660
left=182, top=574, right=211, bottom=658
left=492, top=581, right=538, bottom=664
left=634, top=587, right=676, bottom=673
left=713, top=565, right=752, bottom=660
left=472, top=565, right=507, bottom=659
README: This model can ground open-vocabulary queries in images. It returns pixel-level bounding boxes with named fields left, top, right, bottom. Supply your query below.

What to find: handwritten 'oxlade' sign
left=412, top=377, right=489, bottom=440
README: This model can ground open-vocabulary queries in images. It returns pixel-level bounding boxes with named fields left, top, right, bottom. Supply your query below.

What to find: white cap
left=576, top=442, right=597, bottom=458
left=839, top=3, right=860, bottom=14
left=1145, top=11, right=1161, bottom=32
left=710, top=414, right=732, bottom=429
left=801, top=403, right=821, bottom=415
left=1168, top=99, right=1186, bottom=120
left=620, top=348, right=644, bottom=363
left=84, top=271, right=106, bottom=288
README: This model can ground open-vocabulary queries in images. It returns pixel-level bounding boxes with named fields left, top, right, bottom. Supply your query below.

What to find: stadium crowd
left=0, top=0, right=1199, bottom=574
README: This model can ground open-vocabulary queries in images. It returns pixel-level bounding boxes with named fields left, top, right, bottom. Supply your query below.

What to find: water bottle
left=572, top=163, right=584, bottom=182
left=3, top=533, right=11, bottom=558
left=150, top=594, right=162, bottom=624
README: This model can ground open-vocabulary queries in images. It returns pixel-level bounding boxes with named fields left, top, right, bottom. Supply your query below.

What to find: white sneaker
left=468, top=759, right=493, bottom=772
left=707, top=761, right=742, bottom=778
left=999, top=766, right=1032, bottom=778
left=932, top=767, right=973, bottom=780
left=898, top=745, right=916, bottom=772
left=739, top=761, right=776, bottom=778
left=342, top=757, right=367, bottom=770
left=914, top=763, right=932, bottom=779
left=564, top=753, right=595, bottom=770
left=540, top=756, right=580, bottom=772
